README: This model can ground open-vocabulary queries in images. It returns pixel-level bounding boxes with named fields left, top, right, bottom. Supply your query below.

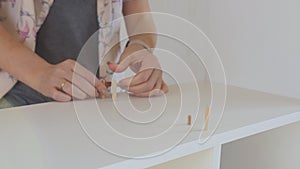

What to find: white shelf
left=0, top=82, right=299, bottom=169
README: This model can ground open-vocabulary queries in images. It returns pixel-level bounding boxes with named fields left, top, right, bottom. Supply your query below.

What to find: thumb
left=107, top=61, right=128, bottom=73
left=108, top=52, right=140, bottom=73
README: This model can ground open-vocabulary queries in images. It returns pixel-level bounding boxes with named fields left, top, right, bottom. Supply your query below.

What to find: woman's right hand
left=1, top=25, right=106, bottom=101
left=35, top=59, right=107, bottom=102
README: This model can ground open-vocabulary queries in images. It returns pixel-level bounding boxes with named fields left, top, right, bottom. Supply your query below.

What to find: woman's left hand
left=108, top=44, right=168, bottom=97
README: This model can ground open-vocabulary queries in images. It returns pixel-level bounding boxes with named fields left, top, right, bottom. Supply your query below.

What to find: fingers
left=52, top=55, right=166, bottom=100
left=107, top=54, right=132, bottom=73
left=40, top=59, right=108, bottom=102
left=60, top=81, right=89, bottom=100
left=64, top=59, right=106, bottom=94
left=108, top=50, right=144, bottom=73
left=51, top=89, right=72, bottom=102
left=155, top=78, right=163, bottom=92
left=118, top=68, right=153, bottom=88
left=117, top=67, right=167, bottom=97
left=95, top=83, right=109, bottom=96
left=131, top=80, right=168, bottom=97
left=161, top=81, right=169, bottom=93
left=62, top=59, right=106, bottom=97
left=63, top=60, right=92, bottom=81
left=127, top=69, right=161, bottom=93
left=108, top=59, right=133, bottom=73
left=130, top=68, right=154, bottom=86
left=65, top=70, right=99, bottom=98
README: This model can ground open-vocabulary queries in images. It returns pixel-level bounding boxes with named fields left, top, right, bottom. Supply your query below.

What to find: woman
left=0, top=0, right=168, bottom=109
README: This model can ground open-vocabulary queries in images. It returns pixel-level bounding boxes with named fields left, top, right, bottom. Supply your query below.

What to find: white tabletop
left=0, top=82, right=300, bottom=169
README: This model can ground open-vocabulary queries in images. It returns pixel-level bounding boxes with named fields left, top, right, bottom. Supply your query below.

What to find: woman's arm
left=122, top=0, right=157, bottom=48
left=0, top=24, right=51, bottom=90
left=108, top=0, right=168, bottom=97
left=0, top=24, right=106, bottom=101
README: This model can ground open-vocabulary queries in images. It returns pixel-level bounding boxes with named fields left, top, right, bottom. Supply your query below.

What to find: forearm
left=0, top=24, right=50, bottom=88
left=123, top=0, right=157, bottom=48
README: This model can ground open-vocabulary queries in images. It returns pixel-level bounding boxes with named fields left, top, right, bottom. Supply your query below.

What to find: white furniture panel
left=221, top=121, right=300, bottom=169
left=0, top=82, right=300, bottom=169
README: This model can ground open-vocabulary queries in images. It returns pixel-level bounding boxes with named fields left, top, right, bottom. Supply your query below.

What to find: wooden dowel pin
left=204, top=106, right=210, bottom=131
left=187, top=115, right=192, bottom=126
left=100, top=79, right=106, bottom=99
left=111, top=80, right=117, bottom=101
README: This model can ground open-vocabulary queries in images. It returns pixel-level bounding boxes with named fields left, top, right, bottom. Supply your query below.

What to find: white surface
left=148, top=148, right=213, bottom=169
left=0, top=82, right=300, bottom=169
left=221, top=121, right=300, bottom=169
left=150, top=0, right=300, bottom=98
left=212, top=144, right=222, bottom=169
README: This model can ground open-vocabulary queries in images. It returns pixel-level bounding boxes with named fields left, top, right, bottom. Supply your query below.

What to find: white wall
left=208, top=0, right=300, bottom=99
left=149, top=0, right=300, bottom=98
left=149, top=0, right=211, bottom=84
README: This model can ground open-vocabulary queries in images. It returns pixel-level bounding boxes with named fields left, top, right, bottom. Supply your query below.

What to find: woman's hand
left=0, top=25, right=107, bottom=101
left=108, top=44, right=168, bottom=97
left=36, top=59, right=107, bottom=102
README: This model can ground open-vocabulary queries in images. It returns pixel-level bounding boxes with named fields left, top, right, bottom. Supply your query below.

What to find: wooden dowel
left=204, top=106, right=210, bottom=130
left=112, top=80, right=117, bottom=101
left=188, top=115, right=192, bottom=126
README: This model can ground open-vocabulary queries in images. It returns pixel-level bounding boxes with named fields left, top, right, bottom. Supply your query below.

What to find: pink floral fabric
left=0, top=0, right=122, bottom=98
